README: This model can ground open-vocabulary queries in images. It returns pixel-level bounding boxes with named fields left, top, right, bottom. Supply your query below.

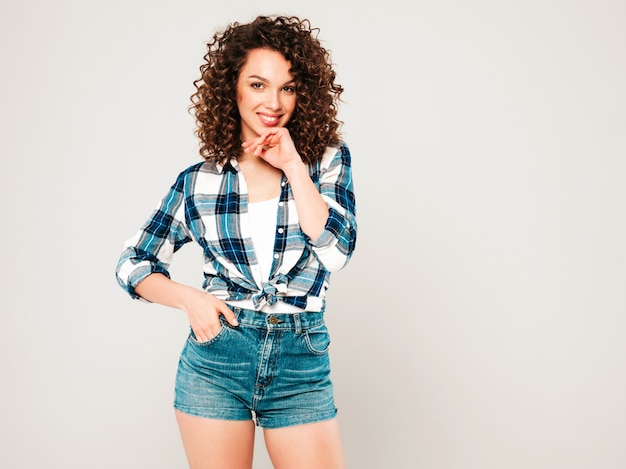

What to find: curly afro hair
left=189, top=15, right=344, bottom=165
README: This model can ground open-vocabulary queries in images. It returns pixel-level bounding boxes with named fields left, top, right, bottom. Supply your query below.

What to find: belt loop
left=293, top=313, right=302, bottom=334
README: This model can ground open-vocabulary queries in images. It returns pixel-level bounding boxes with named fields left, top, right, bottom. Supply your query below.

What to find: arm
left=243, top=131, right=357, bottom=272
left=135, top=273, right=238, bottom=342
left=115, top=169, right=238, bottom=341
left=243, top=128, right=328, bottom=240
left=284, top=159, right=328, bottom=240
left=306, top=143, right=358, bottom=271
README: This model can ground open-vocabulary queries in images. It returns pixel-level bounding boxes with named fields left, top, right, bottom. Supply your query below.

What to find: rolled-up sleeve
left=115, top=172, right=192, bottom=299
left=307, top=143, right=357, bottom=272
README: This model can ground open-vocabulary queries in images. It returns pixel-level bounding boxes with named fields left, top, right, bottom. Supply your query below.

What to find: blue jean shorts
left=173, top=306, right=337, bottom=429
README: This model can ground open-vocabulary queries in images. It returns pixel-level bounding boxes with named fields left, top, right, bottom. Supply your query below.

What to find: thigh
left=175, top=410, right=255, bottom=469
left=174, top=322, right=258, bottom=421
left=255, top=320, right=337, bottom=429
left=263, top=418, right=346, bottom=469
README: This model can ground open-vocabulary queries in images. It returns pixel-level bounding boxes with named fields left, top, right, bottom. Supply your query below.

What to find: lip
left=258, top=113, right=281, bottom=127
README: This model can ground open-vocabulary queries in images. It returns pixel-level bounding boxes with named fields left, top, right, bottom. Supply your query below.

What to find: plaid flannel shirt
left=115, top=143, right=357, bottom=312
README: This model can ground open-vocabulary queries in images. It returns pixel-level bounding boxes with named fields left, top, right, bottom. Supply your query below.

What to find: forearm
left=286, top=161, right=329, bottom=240
left=134, top=273, right=239, bottom=337
left=134, top=273, right=197, bottom=310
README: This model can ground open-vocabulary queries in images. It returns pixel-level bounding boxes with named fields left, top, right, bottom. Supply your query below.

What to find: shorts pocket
left=302, top=323, right=331, bottom=355
left=187, top=324, right=229, bottom=347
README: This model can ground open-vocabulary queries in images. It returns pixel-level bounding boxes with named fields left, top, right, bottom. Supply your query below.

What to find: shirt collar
left=204, top=158, right=240, bottom=175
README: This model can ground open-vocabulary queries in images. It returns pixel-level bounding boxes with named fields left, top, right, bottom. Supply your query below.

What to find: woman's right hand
left=134, top=274, right=239, bottom=343
left=180, top=286, right=239, bottom=343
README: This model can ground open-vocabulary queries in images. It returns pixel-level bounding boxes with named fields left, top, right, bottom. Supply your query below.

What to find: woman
left=116, top=15, right=357, bottom=468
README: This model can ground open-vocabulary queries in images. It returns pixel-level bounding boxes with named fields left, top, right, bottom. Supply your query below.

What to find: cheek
left=236, top=89, right=245, bottom=108
left=285, top=96, right=297, bottom=115
left=236, top=83, right=251, bottom=108
left=238, top=90, right=260, bottom=111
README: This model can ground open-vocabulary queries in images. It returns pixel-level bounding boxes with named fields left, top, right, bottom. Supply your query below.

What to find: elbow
left=313, top=240, right=356, bottom=273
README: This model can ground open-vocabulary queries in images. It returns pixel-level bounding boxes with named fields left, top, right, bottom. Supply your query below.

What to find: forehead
left=240, top=48, right=293, bottom=79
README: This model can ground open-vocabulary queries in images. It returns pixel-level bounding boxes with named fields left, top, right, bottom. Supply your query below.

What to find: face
left=236, top=48, right=297, bottom=142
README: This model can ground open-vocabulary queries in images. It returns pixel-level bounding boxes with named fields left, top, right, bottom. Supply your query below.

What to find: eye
left=251, top=82, right=264, bottom=90
left=282, top=85, right=296, bottom=93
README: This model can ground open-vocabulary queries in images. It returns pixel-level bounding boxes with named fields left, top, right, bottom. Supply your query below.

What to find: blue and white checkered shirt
left=116, top=143, right=357, bottom=312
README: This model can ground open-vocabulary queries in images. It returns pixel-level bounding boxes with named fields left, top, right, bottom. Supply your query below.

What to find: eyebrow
left=247, top=75, right=296, bottom=86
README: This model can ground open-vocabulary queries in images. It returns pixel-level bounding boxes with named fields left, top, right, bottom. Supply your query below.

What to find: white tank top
left=227, top=196, right=305, bottom=313
left=248, top=196, right=279, bottom=282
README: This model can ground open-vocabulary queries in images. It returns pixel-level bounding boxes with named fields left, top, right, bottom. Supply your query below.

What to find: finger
left=242, top=141, right=259, bottom=153
left=257, top=129, right=280, bottom=146
left=266, top=131, right=283, bottom=146
left=244, top=141, right=268, bottom=156
left=255, top=143, right=269, bottom=156
left=242, top=136, right=263, bottom=149
left=191, top=326, right=208, bottom=342
left=220, top=306, right=239, bottom=327
left=193, top=324, right=219, bottom=342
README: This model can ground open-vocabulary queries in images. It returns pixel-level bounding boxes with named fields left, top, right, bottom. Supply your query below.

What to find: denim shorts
left=173, top=306, right=337, bottom=429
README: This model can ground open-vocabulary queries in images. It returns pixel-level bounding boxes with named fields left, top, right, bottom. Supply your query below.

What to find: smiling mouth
left=259, top=114, right=281, bottom=126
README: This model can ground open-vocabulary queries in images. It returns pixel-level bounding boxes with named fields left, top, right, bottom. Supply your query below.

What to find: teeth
left=260, top=114, right=279, bottom=124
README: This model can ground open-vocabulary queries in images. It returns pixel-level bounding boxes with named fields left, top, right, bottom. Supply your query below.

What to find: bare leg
left=175, top=410, right=255, bottom=469
left=264, top=418, right=346, bottom=469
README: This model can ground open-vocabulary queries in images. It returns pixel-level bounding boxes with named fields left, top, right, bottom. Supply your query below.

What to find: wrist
left=284, top=160, right=305, bottom=181
left=176, top=284, right=201, bottom=311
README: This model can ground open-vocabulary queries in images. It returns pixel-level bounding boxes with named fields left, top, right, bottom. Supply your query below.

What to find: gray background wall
left=2, top=0, right=625, bottom=467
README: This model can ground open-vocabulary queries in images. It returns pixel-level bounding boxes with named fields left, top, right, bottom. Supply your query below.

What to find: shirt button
left=277, top=228, right=284, bottom=234
left=273, top=254, right=279, bottom=259
left=278, top=201, right=284, bottom=207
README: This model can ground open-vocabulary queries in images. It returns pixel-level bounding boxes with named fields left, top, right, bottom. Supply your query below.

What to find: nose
left=266, top=90, right=282, bottom=111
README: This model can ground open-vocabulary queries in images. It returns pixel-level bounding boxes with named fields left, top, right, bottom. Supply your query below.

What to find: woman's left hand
left=242, top=128, right=303, bottom=178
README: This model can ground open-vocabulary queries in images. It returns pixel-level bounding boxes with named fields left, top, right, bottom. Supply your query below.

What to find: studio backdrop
left=2, top=0, right=625, bottom=467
